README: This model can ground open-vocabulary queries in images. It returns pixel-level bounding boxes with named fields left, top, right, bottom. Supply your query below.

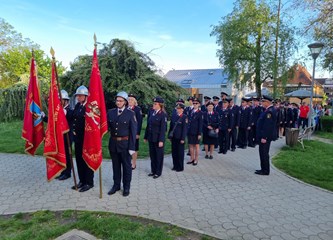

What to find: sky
left=0, top=0, right=234, bottom=74
left=0, top=0, right=330, bottom=77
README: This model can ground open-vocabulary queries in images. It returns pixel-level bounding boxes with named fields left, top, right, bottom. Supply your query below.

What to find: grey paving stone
left=0, top=138, right=332, bottom=240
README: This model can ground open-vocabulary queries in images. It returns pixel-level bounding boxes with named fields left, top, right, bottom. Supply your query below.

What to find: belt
left=112, top=136, right=129, bottom=141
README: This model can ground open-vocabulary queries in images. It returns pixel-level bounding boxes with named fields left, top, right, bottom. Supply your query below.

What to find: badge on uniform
left=267, top=113, right=271, bottom=118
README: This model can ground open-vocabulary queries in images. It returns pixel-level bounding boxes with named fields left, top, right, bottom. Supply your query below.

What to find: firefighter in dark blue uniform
left=212, top=96, right=220, bottom=112
left=144, top=96, right=167, bottom=179
left=168, top=103, right=188, bottom=172
left=201, top=96, right=211, bottom=112
left=187, top=97, right=203, bottom=165
left=127, top=93, right=143, bottom=170
left=218, top=91, right=229, bottom=109
left=238, top=97, right=252, bottom=149
left=72, top=85, right=94, bottom=192
left=184, top=96, right=194, bottom=116
left=255, top=95, right=277, bottom=175
left=228, top=98, right=240, bottom=152
left=217, top=99, right=233, bottom=154
left=172, top=98, right=185, bottom=118
left=58, top=89, right=74, bottom=180
left=107, top=91, right=137, bottom=197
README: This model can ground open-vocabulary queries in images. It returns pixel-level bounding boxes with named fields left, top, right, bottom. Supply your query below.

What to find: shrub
left=321, top=116, right=333, bottom=132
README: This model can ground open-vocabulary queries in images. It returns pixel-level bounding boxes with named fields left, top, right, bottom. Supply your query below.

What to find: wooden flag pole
left=94, top=34, right=103, bottom=199
left=50, top=47, right=78, bottom=190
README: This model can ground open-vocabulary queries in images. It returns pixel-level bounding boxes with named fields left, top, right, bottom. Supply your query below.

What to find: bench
left=298, top=127, right=313, bottom=149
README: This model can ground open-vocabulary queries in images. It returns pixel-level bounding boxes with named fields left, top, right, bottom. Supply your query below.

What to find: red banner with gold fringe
left=82, top=47, right=107, bottom=171
left=43, top=60, right=69, bottom=181
left=22, top=56, right=45, bottom=155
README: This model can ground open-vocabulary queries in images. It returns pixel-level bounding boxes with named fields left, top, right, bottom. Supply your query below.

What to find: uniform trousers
left=248, top=126, right=256, bottom=146
left=62, top=135, right=72, bottom=177
left=238, top=127, right=248, bottom=148
left=110, top=150, right=132, bottom=190
left=219, top=129, right=229, bottom=153
left=149, top=141, right=164, bottom=176
left=259, top=141, right=271, bottom=174
left=74, top=137, right=94, bottom=186
left=229, top=128, right=238, bottom=150
left=171, top=139, right=184, bottom=171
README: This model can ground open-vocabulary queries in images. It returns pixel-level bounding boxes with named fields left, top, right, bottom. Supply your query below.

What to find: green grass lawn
left=314, top=130, right=333, bottom=140
left=0, top=119, right=172, bottom=159
left=273, top=140, right=333, bottom=191
left=0, top=210, right=215, bottom=240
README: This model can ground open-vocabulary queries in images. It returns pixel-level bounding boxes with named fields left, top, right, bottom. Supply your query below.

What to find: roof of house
left=164, top=68, right=228, bottom=88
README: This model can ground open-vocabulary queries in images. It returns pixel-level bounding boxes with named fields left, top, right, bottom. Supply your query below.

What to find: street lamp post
left=307, top=42, right=324, bottom=129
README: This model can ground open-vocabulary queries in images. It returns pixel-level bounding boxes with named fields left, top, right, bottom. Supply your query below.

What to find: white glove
left=41, top=111, right=45, bottom=118
left=129, top=150, right=135, bottom=156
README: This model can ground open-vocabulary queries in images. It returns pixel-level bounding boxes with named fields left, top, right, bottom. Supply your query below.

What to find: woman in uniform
left=127, top=94, right=143, bottom=170
left=168, top=103, right=187, bottom=172
left=144, top=96, right=167, bottom=179
left=202, top=101, right=218, bottom=159
left=187, top=97, right=202, bottom=166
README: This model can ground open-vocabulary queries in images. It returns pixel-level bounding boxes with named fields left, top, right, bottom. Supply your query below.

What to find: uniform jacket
left=252, top=105, right=263, bottom=126
left=256, top=105, right=277, bottom=141
left=72, top=102, right=86, bottom=139
left=202, top=111, right=219, bottom=134
left=217, top=108, right=233, bottom=130
left=107, top=108, right=137, bottom=152
left=187, top=109, right=203, bottom=136
left=128, top=105, right=143, bottom=135
left=168, top=113, right=188, bottom=141
left=229, top=105, right=241, bottom=128
left=239, top=106, right=252, bottom=129
left=144, top=110, right=167, bottom=142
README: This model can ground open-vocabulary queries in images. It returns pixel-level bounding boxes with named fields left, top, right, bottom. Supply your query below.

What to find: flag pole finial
left=50, top=47, right=55, bottom=59
left=94, top=33, right=97, bottom=47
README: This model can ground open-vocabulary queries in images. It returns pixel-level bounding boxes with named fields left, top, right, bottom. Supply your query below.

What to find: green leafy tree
left=211, top=0, right=297, bottom=97
left=0, top=18, right=65, bottom=89
left=60, top=38, right=186, bottom=115
left=292, top=0, right=333, bottom=72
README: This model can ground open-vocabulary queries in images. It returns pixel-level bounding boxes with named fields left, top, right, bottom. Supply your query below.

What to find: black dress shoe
left=171, top=167, right=176, bottom=171
left=132, top=165, right=136, bottom=170
left=209, top=155, right=213, bottom=159
left=108, top=186, right=120, bottom=195
left=58, top=175, right=70, bottom=181
left=153, top=174, right=160, bottom=179
left=193, top=161, right=198, bottom=166
left=148, top=173, right=154, bottom=177
left=187, top=160, right=194, bottom=164
left=123, top=189, right=130, bottom=197
left=255, top=171, right=269, bottom=175
left=79, top=184, right=93, bottom=192
left=218, top=150, right=223, bottom=154
left=71, top=182, right=84, bottom=190
left=255, top=170, right=262, bottom=173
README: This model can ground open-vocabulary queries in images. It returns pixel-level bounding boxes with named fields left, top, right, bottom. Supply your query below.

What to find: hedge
left=321, top=116, right=333, bottom=133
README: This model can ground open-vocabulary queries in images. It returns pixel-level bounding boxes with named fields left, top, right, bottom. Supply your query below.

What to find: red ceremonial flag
left=83, top=47, right=107, bottom=171
left=22, top=56, right=45, bottom=155
left=43, top=61, right=69, bottom=181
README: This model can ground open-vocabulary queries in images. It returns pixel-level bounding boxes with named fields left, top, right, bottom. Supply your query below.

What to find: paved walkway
left=0, top=138, right=332, bottom=240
